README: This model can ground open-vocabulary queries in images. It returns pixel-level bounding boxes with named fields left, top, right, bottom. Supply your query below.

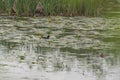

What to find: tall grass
left=0, top=0, right=15, bottom=14
left=38, top=0, right=110, bottom=16
left=15, top=0, right=38, bottom=16
left=0, top=0, right=6, bottom=13
left=0, top=0, right=116, bottom=16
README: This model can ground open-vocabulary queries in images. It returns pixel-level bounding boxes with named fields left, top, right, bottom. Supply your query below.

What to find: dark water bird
left=100, top=53, right=105, bottom=58
left=42, top=35, right=50, bottom=39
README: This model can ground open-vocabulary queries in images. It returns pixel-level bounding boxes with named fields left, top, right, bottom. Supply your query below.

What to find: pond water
left=0, top=16, right=120, bottom=80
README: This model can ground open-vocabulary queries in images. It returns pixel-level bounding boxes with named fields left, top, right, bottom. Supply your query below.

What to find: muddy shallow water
left=0, top=16, right=120, bottom=80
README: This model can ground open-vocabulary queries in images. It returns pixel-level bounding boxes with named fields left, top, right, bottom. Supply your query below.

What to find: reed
left=0, top=0, right=6, bottom=13
left=6, top=0, right=15, bottom=15
left=15, top=0, right=38, bottom=16
left=0, top=0, right=116, bottom=16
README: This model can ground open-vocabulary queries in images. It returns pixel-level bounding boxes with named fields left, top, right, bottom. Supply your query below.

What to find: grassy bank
left=0, top=0, right=117, bottom=17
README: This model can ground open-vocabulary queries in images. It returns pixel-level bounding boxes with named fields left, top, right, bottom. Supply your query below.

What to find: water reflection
left=0, top=41, right=119, bottom=80
left=0, top=16, right=120, bottom=80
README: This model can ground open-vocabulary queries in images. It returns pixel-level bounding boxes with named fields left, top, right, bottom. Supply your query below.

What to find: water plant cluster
left=0, top=0, right=117, bottom=16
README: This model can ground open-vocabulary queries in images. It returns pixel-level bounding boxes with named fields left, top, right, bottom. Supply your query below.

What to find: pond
left=0, top=16, right=120, bottom=80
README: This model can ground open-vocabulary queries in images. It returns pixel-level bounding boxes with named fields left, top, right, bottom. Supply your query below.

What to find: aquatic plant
left=0, top=0, right=6, bottom=13
left=0, top=0, right=117, bottom=16
left=15, top=0, right=38, bottom=16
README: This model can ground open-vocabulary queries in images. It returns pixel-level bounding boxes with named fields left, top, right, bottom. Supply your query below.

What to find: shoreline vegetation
left=0, top=0, right=118, bottom=17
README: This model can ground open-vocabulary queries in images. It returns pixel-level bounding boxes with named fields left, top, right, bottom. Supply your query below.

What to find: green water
left=0, top=15, right=120, bottom=80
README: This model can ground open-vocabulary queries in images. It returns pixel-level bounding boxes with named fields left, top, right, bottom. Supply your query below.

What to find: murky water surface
left=0, top=16, right=120, bottom=80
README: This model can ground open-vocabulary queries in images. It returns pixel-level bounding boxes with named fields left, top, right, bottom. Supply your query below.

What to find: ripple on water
left=0, top=16, right=120, bottom=80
